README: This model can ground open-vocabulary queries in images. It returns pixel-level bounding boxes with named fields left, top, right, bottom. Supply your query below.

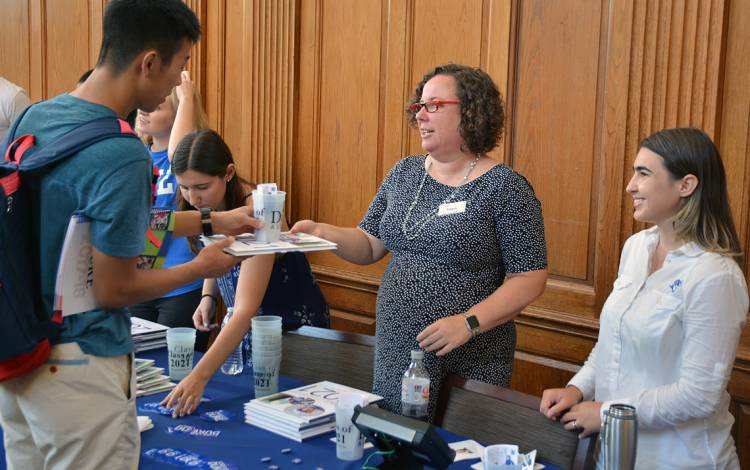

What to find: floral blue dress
left=359, top=155, right=547, bottom=421
left=216, top=252, right=329, bottom=330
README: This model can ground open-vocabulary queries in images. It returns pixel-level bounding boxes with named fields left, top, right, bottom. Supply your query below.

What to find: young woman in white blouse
left=540, top=128, right=747, bottom=469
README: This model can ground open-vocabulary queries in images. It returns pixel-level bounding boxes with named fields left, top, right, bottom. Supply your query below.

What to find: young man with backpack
left=0, top=1, right=254, bottom=468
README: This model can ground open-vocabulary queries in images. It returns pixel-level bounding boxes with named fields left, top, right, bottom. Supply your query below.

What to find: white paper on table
left=53, top=214, right=97, bottom=317
left=470, top=449, right=543, bottom=470
left=450, top=439, right=485, bottom=461
left=137, top=416, right=154, bottom=432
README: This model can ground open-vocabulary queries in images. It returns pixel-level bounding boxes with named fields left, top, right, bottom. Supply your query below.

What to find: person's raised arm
left=167, top=71, right=197, bottom=160
left=291, top=220, right=387, bottom=265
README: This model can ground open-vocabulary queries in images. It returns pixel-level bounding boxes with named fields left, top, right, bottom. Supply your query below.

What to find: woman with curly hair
left=293, top=64, right=548, bottom=420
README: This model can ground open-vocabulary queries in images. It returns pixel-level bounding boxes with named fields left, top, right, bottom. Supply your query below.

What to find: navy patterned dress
left=216, top=252, right=329, bottom=330
left=359, top=155, right=547, bottom=421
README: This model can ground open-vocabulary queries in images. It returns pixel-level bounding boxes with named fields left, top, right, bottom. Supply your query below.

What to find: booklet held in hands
left=200, top=232, right=337, bottom=256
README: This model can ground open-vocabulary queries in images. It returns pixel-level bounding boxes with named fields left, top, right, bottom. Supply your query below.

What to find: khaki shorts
left=0, top=342, right=139, bottom=470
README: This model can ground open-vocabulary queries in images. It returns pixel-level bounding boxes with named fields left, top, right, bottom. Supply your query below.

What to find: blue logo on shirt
left=669, top=279, right=683, bottom=293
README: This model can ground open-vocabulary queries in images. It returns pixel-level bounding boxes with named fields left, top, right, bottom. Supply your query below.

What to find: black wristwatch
left=462, top=312, right=481, bottom=338
left=199, top=207, right=213, bottom=236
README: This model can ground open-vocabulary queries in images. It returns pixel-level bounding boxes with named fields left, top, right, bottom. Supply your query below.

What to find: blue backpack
left=0, top=107, right=140, bottom=381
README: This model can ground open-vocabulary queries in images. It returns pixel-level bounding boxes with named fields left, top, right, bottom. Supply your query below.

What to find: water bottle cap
left=410, top=350, right=424, bottom=360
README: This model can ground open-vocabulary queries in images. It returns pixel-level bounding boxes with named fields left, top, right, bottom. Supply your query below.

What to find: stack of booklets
left=200, top=231, right=337, bottom=256
left=131, top=316, right=169, bottom=353
left=243, top=381, right=382, bottom=442
left=134, top=358, right=176, bottom=397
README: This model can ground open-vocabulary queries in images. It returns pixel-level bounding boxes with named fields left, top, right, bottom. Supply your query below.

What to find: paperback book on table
left=134, top=358, right=176, bottom=397
left=200, top=232, right=337, bottom=256
left=131, top=317, right=169, bottom=353
left=243, top=381, right=381, bottom=442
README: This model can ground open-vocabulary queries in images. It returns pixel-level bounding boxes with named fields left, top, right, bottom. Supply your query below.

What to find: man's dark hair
left=77, top=69, right=93, bottom=85
left=96, top=0, right=201, bottom=73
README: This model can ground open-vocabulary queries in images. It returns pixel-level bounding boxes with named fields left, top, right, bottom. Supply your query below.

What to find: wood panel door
left=0, top=0, right=105, bottom=101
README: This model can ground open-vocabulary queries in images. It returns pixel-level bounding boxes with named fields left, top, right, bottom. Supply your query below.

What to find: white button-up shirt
left=569, top=227, right=748, bottom=469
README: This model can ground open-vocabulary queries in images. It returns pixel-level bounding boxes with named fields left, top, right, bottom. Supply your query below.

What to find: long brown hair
left=172, top=129, right=254, bottom=252
left=640, top=128, right=742, bottom=263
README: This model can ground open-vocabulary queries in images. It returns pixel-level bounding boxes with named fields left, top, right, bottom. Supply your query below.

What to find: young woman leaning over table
left=161, top=129, right=329, bottom=417
left=540, top=128, right=747, bottom=469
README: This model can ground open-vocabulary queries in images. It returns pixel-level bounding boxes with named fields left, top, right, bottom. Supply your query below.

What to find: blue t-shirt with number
left=151, top=147, right=201, bottom=296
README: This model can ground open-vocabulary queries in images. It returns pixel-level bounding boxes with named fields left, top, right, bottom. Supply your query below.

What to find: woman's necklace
left=401, top=154, right=481, bottom=240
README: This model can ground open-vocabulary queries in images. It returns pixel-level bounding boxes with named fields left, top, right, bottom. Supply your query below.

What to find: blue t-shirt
left=17, top=93, right=152, bottom=357
left=150, top=147, right=201, bottom=296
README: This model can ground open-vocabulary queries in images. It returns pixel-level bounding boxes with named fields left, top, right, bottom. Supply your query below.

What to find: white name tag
left=438, top=201, right=467, bottom=216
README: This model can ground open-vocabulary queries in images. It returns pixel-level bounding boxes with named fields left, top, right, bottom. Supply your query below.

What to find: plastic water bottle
left=401, top=350, right=430, bottom=419
left=220, top=308, right=244, bottom=375
left=243, top=332, right=252, bottom=366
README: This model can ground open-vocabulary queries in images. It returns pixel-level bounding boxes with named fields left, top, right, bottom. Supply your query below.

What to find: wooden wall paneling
left=292, top=0, right=321, bottom=224
left=511, top=351, right=579, bottom=398
left=729, top=361, right=750, bottom=466
left=219, top=0, right=295, bottom=201
left=0, top=0, right=31, bottom=94
left=619, top=0, right=726, bottom=240
left=219, top=1, right=245, bottom=166
left=298, top=0, right=388, bottom=280
left=28, top=0, right=45, bottom=101
left=516, top=320, right=596, bottom=366
left=720, top=0, right=750, bottom=458
left=511, top=0, right=602, bottom=283
left=405, top=0, right=484, bottom=157
left=591, top=0, right=633, bottom=311
left=315, top=0, right=382, bottom=229
left=379, top=0, right=409, bottom=178
left=736, top=403, right=750, bottom=469
left=43, top=0, right=91, bottom=98
left=184, top=0, right=207, bottom=109
left=204, top=0, right=226, bottom=133
left=87, top=0, right=105, bottom=69
left=297, top=0, right=391, bottom=328
left=481, top=0, right=512, bottom=165
left=720, top=0, right=750, bottom=280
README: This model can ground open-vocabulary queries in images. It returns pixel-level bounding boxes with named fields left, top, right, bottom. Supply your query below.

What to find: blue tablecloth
left=0, top=349, right=564, bottom=470
left=138, top=348, right=478, bottom=470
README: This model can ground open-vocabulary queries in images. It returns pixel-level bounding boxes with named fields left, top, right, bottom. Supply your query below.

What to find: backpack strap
left=16, top=116, right=139, bottom=172
left=0, top=104, right=33, bottom=155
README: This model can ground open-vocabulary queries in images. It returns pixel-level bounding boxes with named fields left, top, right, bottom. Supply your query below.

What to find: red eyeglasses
left=408, top=100, right=460, bottom=113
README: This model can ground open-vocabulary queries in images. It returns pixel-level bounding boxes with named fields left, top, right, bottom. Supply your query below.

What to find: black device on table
left=352, top=404, right=455, bottom=470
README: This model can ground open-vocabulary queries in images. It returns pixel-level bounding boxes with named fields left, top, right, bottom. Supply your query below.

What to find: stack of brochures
left=243, top=381, right=381, bottom=442
left=131, top=317, right=169, bottom=353
left=200, top=232, right=337, bottom=256
left=134, top=358, right=176, bottom=397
